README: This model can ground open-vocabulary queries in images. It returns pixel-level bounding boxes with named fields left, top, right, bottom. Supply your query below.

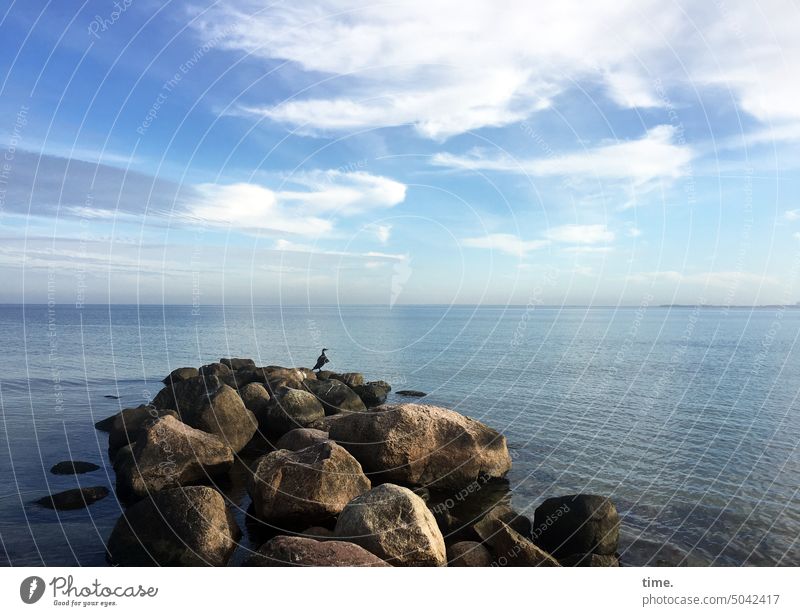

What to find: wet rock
left=532, top=494, right=620, bottom=557
left=244, top=536, right=389, bottom=567
left=162, top=367, right=199, bottom=385
left=303, top=378, right=366, bottom=415
left=261, top=388, right=325, bottom=436
left=491, top=521, right=560, bottom=567
left=108, top=406, right=179, bottom=451
left=328, top=403, right=512, bottom=490
left=238, top=382, right=271, bottom=414
left=352, top=381, right=391, bottom=407
left=152, top=376, right=257, bottom=452
left=396, top=390, right=426, bottom=397
left=114, top=415, right=234, bottom=498
left=50, top=461, right=100, bottom=475
left=36, top=486, right=109, bottom=510
left=473, top=503, right=533, bottom=546
left=334, top=483, right=446, bottom=567
left=249, top=441, right=370, bottom=527
left=275, top=428, right=330, bottom=451
left=448, top=541, right=493, bottom=567
left=94, top=414, right=118, bottom=432
left=106, top=486, right=240, bottom=566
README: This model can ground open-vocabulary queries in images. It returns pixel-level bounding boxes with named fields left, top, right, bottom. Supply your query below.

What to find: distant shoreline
left=1, top=303, right=799, bottom=309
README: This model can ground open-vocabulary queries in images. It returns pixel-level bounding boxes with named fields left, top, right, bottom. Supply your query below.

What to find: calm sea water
left=0, top=304, right=798, bottom=566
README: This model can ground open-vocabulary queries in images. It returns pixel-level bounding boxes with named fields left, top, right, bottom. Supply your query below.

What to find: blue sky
left=1, top=0, right=799, bottom=305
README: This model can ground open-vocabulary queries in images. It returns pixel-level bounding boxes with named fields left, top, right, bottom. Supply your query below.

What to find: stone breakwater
left=85, top=358, right=621, bottom=566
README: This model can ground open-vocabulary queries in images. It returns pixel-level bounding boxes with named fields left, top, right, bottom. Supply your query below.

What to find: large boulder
left=151, top=376, right=257, bottom=452
left=238, top=382, right=271, bottom=414
left=275, top=428, right=330, bottom=451
left=264, top=367, right=313, bottom=391
left=448, top=541, right=492, bottom=567
left=108, top=406, right=179, bottom=451
left=162, top=367, right=199, bottom=385
left=334, top=483, right=446, bottom=567
left=352, top=381, right=391, bottom=408
left=107, top=486, right=240, bottom=566
left=114, top=416, right=234, bottom=497
left=244, top=536, right=389, bottom=567
left=327, top=372, right=364, bottom=387
left=473, top=503, right=533, bottom=545
left=328, top=404, right=512, bottom=490
left=303, top=378, right=366, bottom=415
left=249, top=441, right=370, bottom=527
left=491, top=521, right=560, bottom=567
left=199, top=362, right=236, bottom=387
left=220, top=357, right=255, bottom=371
left=261, top=388, right=325, bottom=436
left=532, top=494, right=620, bottom=558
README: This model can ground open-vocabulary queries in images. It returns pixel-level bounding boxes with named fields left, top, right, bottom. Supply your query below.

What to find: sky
left=1, top=0, right=799, bottom=306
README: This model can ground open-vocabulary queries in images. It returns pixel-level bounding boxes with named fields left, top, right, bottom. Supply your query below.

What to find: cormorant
left=312, top=348, right=329, bottom=372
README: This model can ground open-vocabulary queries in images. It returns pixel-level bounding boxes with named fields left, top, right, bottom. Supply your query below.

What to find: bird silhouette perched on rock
left=312, top=348, right=330, bottom=372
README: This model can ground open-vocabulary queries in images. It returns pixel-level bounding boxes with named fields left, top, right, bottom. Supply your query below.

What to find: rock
left=448, top=541, right=493, bottom=566
left=106, top=486, right=240, bottom=566
left=473, top=503, right=533, bottom=546
left=108, top=406, right=179, bottom=451
left=152, top=376, right=257, bottom=452
left=328, top=372, right=364, bottom=387
left=532, top=494, right=620, bottom=557
left=244, top=536, right=389, bottom=567
left=264, top=367, right=312, bottom=390
left=94, top=414, right=118, bottom=432
left=275, top=428, right=329, bottom=451
left=114, top=416, right=234, bottom=497
left=303, top=378, right=366, bottom=415
left=352, top=381, right=391, bottom=407
left=162, top=367, right=199, bottom=385
left=233, top=366, right=270, bottom=387
left=249, top=441, right=370, bottom=527
left=396, top=390, right=426, bottom=397
left=199, top=362, right=236, bottom=386
left=300, top=526, right=335, bottom=539
left=491, top=522, right=560, bottom=567
left=220, top=357, right=255, bottom=371
left=328, top=403, right=512, bottom=490
left=36, top=486, right=109, bottom=510
left=334, top=483, right=446, bottom=567
left=50, top=461, right=100, bottom=475
left=104, top=395, right=119, bottom=399
left=261, top=388, right=325, bottom=436
left=307, top=414, right=349, bottom=432
left=425, top=479, right=512, bottom=541
left=559, top=552, right=619, bottom=567
left=316, top=370, right=335, bottom=380
left=238, top=382, right=271, bottom=414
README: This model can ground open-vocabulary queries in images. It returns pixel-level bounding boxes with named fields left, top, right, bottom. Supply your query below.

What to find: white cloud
left=784, top=209, right=800, bottom=221
left=546, top=224, right=614, bottom=244
left=626, top=226, right=643, bottom=238
left=194, top=1, right=800, bottom=139
left=461, top=233, right=550, bottom=257
left=183, top=171, right=406, bottom=236
left=433, top=126, right=692, bottom=185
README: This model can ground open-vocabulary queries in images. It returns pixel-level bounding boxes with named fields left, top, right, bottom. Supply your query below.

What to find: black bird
left=312, top=348, right=330, bottom=372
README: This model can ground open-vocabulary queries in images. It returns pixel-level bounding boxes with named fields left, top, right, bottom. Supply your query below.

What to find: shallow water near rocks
left=0, top=304, right=798, bottom=566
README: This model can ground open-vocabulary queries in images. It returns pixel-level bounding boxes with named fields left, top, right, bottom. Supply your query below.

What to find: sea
left=0, top=304, right=798, bottom=566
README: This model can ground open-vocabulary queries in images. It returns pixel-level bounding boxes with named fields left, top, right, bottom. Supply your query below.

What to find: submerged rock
left=114, top=415, right=233, bottom=497
left=303, top=378, right=366, bottom=415
left=249, top=441, right=370, bottom=527
left=275, top=428, right=330, bottom=451
left=50, top=461, right=100, bottom=475
left=36, top=486, right=109, bottom=510
left=396, top=390, right=426, bottom=397
left=244, top=536, right=389, bottom=567
left=352, top=381, right=391, bottom=407
left=532, top=494, right=620, bottom=558
left=106, top=486, right=240, bottom=566
left=334, top=483, right=446, bottom=567
left=328, top=403, right=512, bottom=490
left=261, top=388, right=325, bottom=436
